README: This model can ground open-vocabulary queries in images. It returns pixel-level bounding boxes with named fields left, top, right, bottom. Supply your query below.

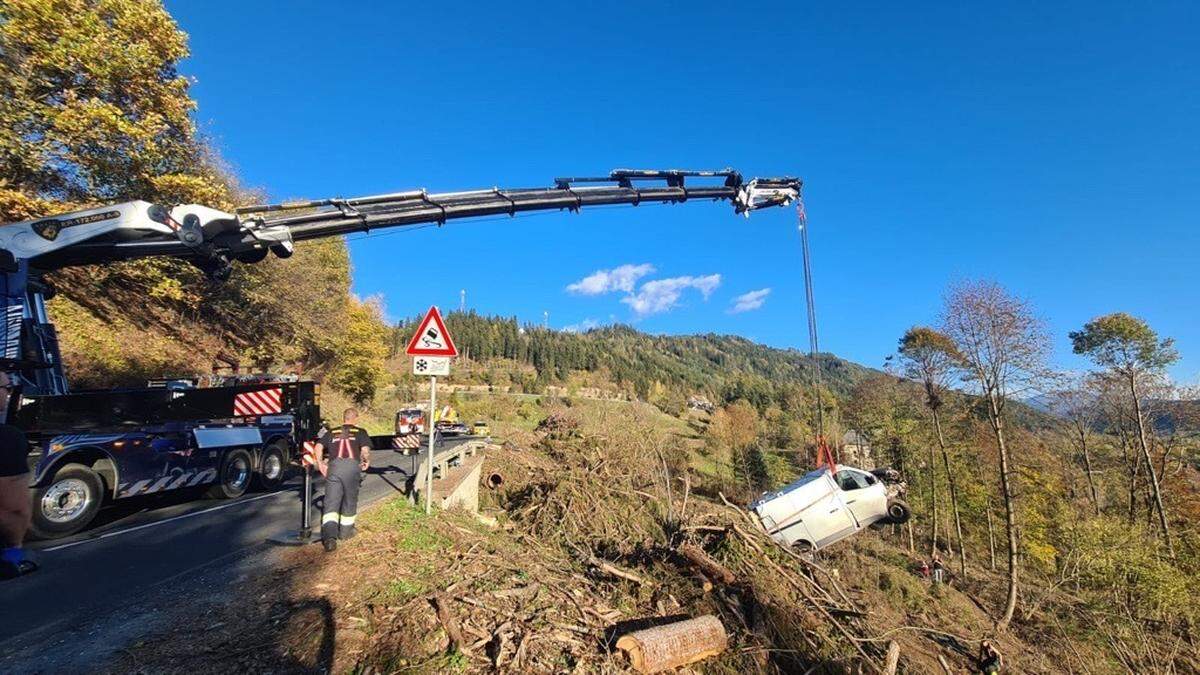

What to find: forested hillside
left=396, top=312, right=873, bottom=400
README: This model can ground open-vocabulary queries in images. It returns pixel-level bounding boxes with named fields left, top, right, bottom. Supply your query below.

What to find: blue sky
left=167, top=1, right=1199, bottom=382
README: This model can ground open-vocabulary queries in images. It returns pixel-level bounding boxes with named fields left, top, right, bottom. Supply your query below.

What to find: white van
left=750, top=466, right=910, bottom=552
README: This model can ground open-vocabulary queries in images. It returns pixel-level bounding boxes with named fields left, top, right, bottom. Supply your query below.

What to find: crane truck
left=0, top=168, right=800, bottom=538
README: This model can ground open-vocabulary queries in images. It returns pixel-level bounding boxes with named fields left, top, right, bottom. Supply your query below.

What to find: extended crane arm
left=1, top=169, right=799, bottom=276
left=0, top=167, right=799, bottom=395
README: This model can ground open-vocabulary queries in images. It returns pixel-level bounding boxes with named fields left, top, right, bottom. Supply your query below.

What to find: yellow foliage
left=328, top=296, right=391, bottom=405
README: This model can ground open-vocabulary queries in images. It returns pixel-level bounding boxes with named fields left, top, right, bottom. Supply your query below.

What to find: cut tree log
left=678, top=544, right=736, bottom=585
left=883, top=641, right=901, bottom=674
left=429, top=594, right=468, bottom=655
left=616, top=615, right=728, bottom=673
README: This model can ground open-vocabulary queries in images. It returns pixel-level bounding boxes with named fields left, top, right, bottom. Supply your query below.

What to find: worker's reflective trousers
left=322, top=458, right=361, bottom=542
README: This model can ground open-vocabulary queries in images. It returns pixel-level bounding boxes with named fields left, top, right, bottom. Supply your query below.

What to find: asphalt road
left=0, top=437, right=474, bottom=671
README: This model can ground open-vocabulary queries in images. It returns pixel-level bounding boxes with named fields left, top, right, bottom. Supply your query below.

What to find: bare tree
left=942, top=280, right=1050, bottom=630
left=897, top=326, right=968, bottom=575
left=1052, top=378, right=1103, bottom=517
left=1071, top=313, right=1178, bottom=558
left=1093, top=376, right=1143, bottom=522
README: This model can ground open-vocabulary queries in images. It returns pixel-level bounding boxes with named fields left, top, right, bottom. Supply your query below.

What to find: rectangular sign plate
left=412, top=356, right=450, bottom=376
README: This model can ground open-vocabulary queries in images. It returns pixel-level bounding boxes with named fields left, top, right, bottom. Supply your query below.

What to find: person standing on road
left=316, top=407, right=371, bottom=552
left=0, top=371, right=36, bottom=579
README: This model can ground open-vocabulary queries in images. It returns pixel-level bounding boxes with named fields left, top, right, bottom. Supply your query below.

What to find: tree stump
left=615, top=615, right=728, bottom=673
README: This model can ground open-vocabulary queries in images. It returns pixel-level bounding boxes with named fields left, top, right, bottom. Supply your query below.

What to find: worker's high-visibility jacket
left=317, top=424, right=371, bottom=540
left=319, top=424, right=371, bottom=461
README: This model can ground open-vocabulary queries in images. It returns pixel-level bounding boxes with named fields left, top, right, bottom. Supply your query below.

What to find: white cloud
left=622, top=274, right=722, bottom=317
left=566, top=263, right=655, bottom=295
left=562, top=318, right=600, bottom=333
left=729, top=287, right=771, bottom=314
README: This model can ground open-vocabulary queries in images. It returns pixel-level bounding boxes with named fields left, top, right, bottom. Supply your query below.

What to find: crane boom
left=3, top=169, right=799, bottom=275
left=0, top=167, right=800, bottom=395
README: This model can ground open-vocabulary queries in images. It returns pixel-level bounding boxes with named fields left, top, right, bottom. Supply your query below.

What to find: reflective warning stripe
left=233, top=388, right=283, bottom=416
left=120, top=468, right=217, bottom=497
left=143, top=475, right=175, bottom=494
left=122, top=479, right=151, bottom=497
left=339, top=514, right=356, bottom=526
left=393, top=435, right=420, bottom=449
left=187, top=468, right=217, bottom=486
left=322, top=512, right=340, bottom=524
left=301, top=441, right=321, bottom=467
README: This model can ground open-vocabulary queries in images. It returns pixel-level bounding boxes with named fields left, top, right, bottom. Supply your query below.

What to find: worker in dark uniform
left=977, top=639, right=1003, bottom=674
left=0, top=371, right=36, bottom=579
left=316, top=407, right=371, bottom=552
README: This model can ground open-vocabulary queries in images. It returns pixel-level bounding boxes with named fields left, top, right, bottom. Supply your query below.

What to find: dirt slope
left=104, top=399, right=1194, bottom=673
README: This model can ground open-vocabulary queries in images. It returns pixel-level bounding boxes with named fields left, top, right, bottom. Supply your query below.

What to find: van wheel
left=30, top=463, right=104, bottom=540
left=206, top=448, right=253, bottom=499
left=792, top=540, right=815, bottom=562
left=886, top=499, right=911, bottom=524
left=256, top=442, right=288, bottom=490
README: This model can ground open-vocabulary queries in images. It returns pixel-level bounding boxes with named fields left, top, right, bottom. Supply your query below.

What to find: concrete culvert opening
left=486, top=473, right=504, bottom=489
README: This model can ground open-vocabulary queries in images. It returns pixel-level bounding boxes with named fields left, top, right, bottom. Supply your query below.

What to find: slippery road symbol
left=421, top=328, right=444, bottom=349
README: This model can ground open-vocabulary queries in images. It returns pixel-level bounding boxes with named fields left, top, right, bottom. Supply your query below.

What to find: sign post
left=426, top=375, right=436, bottom=514
left=405, top=306, right=458, bottom=515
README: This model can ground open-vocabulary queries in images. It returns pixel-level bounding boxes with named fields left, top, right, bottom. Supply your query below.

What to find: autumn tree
left=897, top=326, right=968, bottom=573
left=705, top=401, right=766, bottom=495
left=0, top=1, right=396, bottom=400
left=942, top=281, right=1050, bottom=630
left=1, top=0, right=229, bottom=213
left=328, top=297, right=390, bottom=406
left=1071, top=313, right=1179, bottom=557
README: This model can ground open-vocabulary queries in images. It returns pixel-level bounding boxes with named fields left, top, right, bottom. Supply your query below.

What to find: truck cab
left=394, top=408, right=425, bottom=435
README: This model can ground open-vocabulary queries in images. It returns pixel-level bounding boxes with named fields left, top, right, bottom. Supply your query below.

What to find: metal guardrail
left=410, top=440, right=484, bottom=501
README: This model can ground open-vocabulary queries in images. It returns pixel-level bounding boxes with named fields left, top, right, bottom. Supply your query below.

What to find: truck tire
left=886, top=499, right=911, bottom=524
left=206, top=448, right=253, bottom=499
left=255, top=441, right=288, bottom=490
left=30, top=463, right=104, bottom=540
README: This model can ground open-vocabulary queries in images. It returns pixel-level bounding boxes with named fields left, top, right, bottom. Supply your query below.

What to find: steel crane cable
left=797, top=196, right=835, bottom=470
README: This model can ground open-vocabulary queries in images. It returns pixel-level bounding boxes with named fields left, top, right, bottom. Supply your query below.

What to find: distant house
left=841, top=430, right=873, bottom=469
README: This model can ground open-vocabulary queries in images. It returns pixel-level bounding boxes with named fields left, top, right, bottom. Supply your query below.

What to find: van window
left=835, top=470, right=872, bottom=491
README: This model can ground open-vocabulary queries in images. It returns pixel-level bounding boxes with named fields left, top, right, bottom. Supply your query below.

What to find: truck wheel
left=30, top=463, right=104, bottom=540
left=255, top=442, right=288, bottom=490
left=206, top=448, right=253, bottom=499
left=886, top=499, right=911, bottom=524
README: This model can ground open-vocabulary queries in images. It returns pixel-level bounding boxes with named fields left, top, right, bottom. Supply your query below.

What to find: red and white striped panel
left=233, top=387, right=283, bottom=416
left=301, top=441, right=321, bottom=467
left=392, top=434, right=420, bottom=449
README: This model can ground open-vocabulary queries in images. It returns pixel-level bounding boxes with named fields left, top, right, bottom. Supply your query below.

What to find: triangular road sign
left=405, top=306, right=458, bottom=357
